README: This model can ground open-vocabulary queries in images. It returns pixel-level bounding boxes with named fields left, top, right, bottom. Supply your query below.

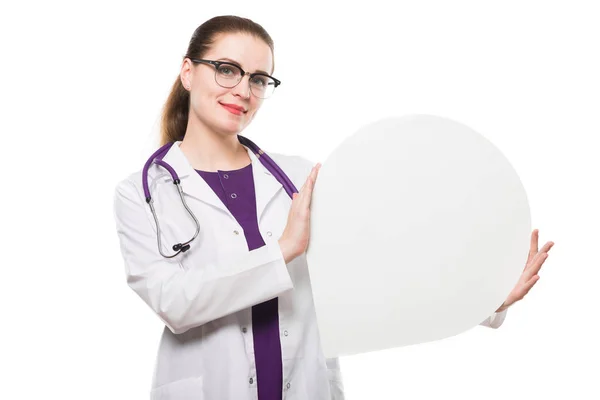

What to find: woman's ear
left=180, top=58, right=193, bottom=90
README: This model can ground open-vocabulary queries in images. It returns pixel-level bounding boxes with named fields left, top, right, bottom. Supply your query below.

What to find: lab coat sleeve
left=113, top=179, right=294, bottom=335
left=326, top=357, right=346, bottom=400
left=478, top=309, right=508, bottom=329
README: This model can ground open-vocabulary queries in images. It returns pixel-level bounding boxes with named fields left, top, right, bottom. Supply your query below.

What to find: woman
left=113, top=15, right=553, bottom=400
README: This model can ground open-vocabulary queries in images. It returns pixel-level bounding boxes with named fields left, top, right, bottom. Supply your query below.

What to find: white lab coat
left=113, top=141, right=507, bottom=400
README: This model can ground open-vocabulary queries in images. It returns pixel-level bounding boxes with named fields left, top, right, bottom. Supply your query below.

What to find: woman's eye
left=251, top=77, right=266, bottom=86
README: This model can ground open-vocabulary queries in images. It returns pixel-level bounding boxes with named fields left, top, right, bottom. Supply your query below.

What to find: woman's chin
left=218, top=121, right=246, bottom=136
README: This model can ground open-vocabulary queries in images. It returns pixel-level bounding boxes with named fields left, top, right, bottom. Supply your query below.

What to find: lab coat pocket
left=150, top=376, right=204, bottom=400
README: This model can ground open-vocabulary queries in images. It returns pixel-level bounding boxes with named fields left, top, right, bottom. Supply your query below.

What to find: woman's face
left=182, top=32, right=274, bottom=137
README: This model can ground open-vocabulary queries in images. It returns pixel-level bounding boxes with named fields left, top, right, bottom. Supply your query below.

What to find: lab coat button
left=249, top=377, right=254, bottom=384
left=286, top=382, right=291, bottom=389
left=267, top=231, right=272, bottom=237
left=283, top=330, right=288, bottom=336
left=233, top=230, right=239, bottom=235
left=242, top=327, right=247, bottom=333
left=231, top=193, right=237, bottom=199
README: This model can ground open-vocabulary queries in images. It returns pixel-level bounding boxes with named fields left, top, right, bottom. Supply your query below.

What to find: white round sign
left=306, top=114, right=531, bottom=358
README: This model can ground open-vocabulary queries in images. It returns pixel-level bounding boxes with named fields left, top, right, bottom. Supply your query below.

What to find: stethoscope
left=142, top=135, right=299, bottom=258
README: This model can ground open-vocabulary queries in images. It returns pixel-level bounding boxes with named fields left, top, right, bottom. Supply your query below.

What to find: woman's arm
left=113, top=179, right=294, bottom=335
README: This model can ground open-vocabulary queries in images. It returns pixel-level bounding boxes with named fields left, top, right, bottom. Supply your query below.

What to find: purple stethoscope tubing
left=142, top=135, right=299, bottom=258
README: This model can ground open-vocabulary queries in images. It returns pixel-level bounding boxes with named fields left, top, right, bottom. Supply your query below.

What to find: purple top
left=197, top=163, right=282, bottom=400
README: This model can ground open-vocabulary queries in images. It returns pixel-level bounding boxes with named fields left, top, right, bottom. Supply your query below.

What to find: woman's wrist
left=278, top=238, right=296, bottom=264
left=495, top=304, right=509, bottom=313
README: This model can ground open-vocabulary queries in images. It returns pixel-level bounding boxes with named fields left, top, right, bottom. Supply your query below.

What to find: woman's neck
left=179, top=127, right=251, bottom=172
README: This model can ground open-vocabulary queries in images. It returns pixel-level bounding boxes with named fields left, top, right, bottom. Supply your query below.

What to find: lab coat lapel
left=159, top=141, right=229, bottom=214
left=159, top=141, right=283, bottom=222
left=246, top=144, right=284, bottom=223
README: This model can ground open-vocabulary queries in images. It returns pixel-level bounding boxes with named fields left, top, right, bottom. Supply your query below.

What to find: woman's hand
left=496, top=229, right=554, bottom=313
left=278, top=163, right=321, bottom=263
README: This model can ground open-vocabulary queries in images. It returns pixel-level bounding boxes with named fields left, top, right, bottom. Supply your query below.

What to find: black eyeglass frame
left=186, top=58, right=281, bottom=95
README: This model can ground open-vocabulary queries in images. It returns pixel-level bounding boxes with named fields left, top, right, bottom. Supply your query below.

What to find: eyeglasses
left=187, top=58, right=281, bottom=99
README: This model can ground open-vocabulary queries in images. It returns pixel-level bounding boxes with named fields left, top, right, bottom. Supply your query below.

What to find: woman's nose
left=232, top=74, right=251, bottom=99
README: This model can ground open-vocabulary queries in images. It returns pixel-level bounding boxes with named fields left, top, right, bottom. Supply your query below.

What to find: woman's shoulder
left=266, top=151, right=316, bottom=185
left=113, top=149, right=317, bottom=204
left=113, top=152, right=172, bottom=205
left=267, top=151, right=316, bottom=174
left=113, top=168, right=147, bottom=207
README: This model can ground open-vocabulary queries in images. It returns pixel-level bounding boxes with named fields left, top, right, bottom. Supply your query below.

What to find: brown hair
left=159, top=15, right=275, bottom=146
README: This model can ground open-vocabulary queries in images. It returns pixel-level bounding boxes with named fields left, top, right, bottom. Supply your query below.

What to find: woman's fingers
left=526, top=229, right=539, bottom=266
left=293, top=165, right=317, bottom=209
left=523, top=240, right=554, bottom=274
left=524, top=253, right=547, bottom=280
left=541, top=241, right=555, bottom=254
left=304, top=164, right=321, bottom=208
left=525, top=274, right=540, bottom=288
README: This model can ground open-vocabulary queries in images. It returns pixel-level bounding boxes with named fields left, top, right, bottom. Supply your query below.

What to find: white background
left=1, top=0, right=598, bottom=399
